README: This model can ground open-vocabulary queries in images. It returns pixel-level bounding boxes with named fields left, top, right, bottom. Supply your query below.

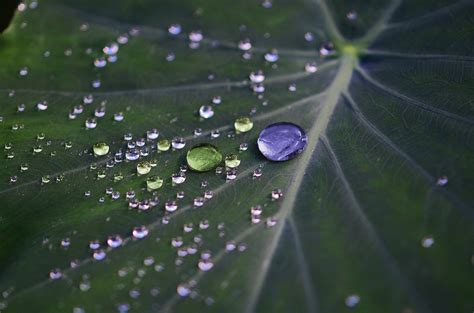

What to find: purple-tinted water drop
left=257, top=122, right=307, bottom=161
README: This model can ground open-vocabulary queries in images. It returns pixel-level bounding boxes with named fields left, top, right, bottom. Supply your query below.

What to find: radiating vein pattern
left=0, top=0, right=473, bottom=312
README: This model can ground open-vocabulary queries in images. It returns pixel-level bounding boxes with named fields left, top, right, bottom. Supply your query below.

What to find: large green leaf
left=0, top=0, right=473, bottom=312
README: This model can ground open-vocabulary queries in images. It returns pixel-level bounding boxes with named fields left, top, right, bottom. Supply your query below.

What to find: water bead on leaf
left=137, top=161, right=152, bottom=175
left=187, top=144, right=223, bottom=172
left=93, top=142, right=109, bottom=156
left=157, top=139, right=171, bottom=151
left=224, top=154, right=241, bottom=168
left=234, top=117, right=253, bottom=133
left=146, top=176, right=163, bottom=191
left=257, top=122, right=308, bottom=161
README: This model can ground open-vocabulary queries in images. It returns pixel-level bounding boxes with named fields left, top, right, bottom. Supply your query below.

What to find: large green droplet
left=93, top=142, right=110, bottom=156
left=146, top=175, right=163, bottom=190
left=234, top=117, right=253, bottom=133
left=186, top=144, right=223, bottom=172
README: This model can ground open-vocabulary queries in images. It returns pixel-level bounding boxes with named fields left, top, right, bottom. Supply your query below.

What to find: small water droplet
left=249, top=70, right=265, bottom=83
left=234, top=117, right=253, bottom=133
left=225, top=154, right=241, bottom=168
left=137, top=161, right=152, bottom=175
left=199, top=105, right=214, bottom=119
left=132, top=226, right=149, bottom=239
left=198, top=259, right=214, bottom=271
left=345, top=294, right=360, bottom=307
left=171, top=137, right=186, bottom=150
left=421, top=236, right=434, bottom=248
left=147, top=176, right=163, bottom=191
left=168, top=24, right=182, bottom=35
left=93, top=142, right=109, bottom=156
left=107, top=235, right=123, bottom=248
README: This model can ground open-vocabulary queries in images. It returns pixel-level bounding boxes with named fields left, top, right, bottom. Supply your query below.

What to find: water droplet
left=234, top=117, right=253, bottom=133
left=345, top=294, right=360, bottom=307
left=165, top=200, right=178, bottom=212
left=320, top=43, right=335, bottom=56
left=199, top=105, right=214, bottom=119
left=193, top=197, right=205, bottom=207
left=238, top=38, right=252, bottom=51
left=171, top=172, right=186, bottom=184
left=225, top=241, right=236, bottom=252
left=146, top=128, right=159, bottom=140
left=264, top=49, right=279, bottom=62
left=107, top=235, right=123, bottom=248
left=137, top=161, right=152, bottom=175
left=253, top=167, right=263, bottom=178
left=187, top=144, right=223, bottom=172
left=421, top=236, right=434, bottom=248
left=177, top=284, right=191, bottom=297
left=171, top=137, right=186, bottom=150
left=147, top=176, right=163, bottom=191
left=436, top=176, right=448, bottom=186
left=132, top=226, right=149, bottom=239
left=271, top=189, right=284, bottom=200
left=49, top=269, right=62, bottom=280
left=93, top=250, right=107, bottom=261
left=188, top=30, right=203, bottom=42
left=171, top=237, right=183, bottom=248
left=198, top=259, right=214, bottom=271
left=257, top=122, right=308, bottom=161
left=157, top=139, right=171, bottom=151
left=103, top=42, right=119, bottom=55
left=94, top=57, right=107, bottom=68
left=249, top=70, right=265, bottom=83
left=225, top=154, right=241, bottom=168
left=305, top=62, right=318, bottom=73
left=114, top=112, right=124, bottom=121
left=168, top=24, right=182, bottom=35
left=85, top=118, right=97, bottom=129
left=37, top=101, right=48, bottom=111
left=304, top=32, right=315, bottom=42
left=93, top=142, right=109, bottom=156
left=346, top=10, right=358, bottom=21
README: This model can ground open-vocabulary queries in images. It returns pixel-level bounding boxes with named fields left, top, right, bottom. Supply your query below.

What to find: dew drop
left=305, top=62, right=318, bottom=73
left=157, top=139, right=170, bottom=152
left=93, top=250, right=107, bottom=261
left=85, top=118, right=97, bottom=129
left=257, top=122, right=308, bottom=161
left=198, top=259, right=214, bottom=271
left=107, top=235, right=123, bottom=248
left=177, top=284, right=191, bottom=297
left=421, top=236, right=434, bottom=248
left=249, top=70, right=265, bottom=83
left=186, top=144, right=223, bottom=172
left=234, top=117, right=253, bottom=133
left=271, top=189, right=284, bottom=200
left=168, top=24, right=182, bottom=35
left=171, top=172, right=186, bottom=185
left=345, top=294, right=360, bottom=307
left=171, top=137, right=186, bottom=150
left=93, top=142, right=109, bottom=156
left=136, top=161, right=152, bottom=175
left=264, top=49, right=279, bottom=62
left=225, top=154, right=241, bottom=168
left=49, top=269, right=62, bottom=280
left=146, top=176, right=163, bottom=191
left=238, top=38, right=252, bottom=51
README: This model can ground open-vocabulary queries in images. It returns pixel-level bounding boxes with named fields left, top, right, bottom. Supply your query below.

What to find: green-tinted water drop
left=137, top=161, right=152, bottom=175
left=93, top=142, right=110, bottom=156
left=234, top=117, right=253, bottom=133
left=146, top=175, right=164, bottom=191
left=225, top=154, right=241, bottom=168
left=186, top=144, right=222, bottom=172
left=158, top=139, right=171, bottom=151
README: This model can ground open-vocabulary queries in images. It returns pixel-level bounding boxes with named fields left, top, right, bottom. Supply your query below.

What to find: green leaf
left=0, top=0, right=473, bottom=312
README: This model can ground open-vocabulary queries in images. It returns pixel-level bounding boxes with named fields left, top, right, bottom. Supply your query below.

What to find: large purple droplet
left=257, top=122, right=308, bottom=161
